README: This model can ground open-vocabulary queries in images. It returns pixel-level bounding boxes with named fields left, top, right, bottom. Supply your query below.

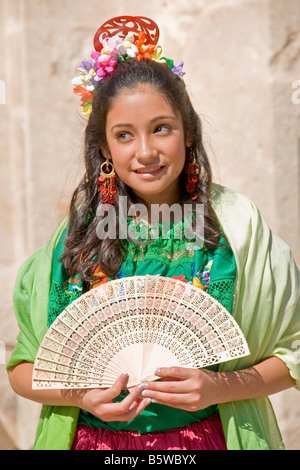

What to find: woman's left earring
left=97, top=157, right=118, bottom=204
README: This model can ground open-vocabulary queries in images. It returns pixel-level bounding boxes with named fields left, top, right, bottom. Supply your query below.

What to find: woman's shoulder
left=210, top=183, right=261, bottom=235
left=211, top=183, right=298, bottom=269
left=211, top=183, right=257, bottom=213
left=210, top=183, right=274, bottom=262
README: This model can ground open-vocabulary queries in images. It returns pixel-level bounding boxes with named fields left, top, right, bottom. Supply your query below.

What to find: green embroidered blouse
left=47, top=219, right=236, bottom=434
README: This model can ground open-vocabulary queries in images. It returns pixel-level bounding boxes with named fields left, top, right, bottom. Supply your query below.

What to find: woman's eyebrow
left=150, top=115, right=178, bottom=123
left=111, top=123, right=132, bottom=131
left=111, top=115, right=178, bottom=131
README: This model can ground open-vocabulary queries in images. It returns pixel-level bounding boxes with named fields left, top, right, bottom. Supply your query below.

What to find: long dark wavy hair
left=62, top=58, right=221, bottom=283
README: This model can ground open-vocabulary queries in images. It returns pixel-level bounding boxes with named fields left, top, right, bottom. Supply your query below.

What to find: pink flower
left=102, top=36, right=122, bottom=52
left=91, top=48, right=118, bottom=78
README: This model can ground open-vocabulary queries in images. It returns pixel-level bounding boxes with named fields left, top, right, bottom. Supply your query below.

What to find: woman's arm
left=8, top=362, right=152, bottom=421
left=9, top=362, right=77, bottom=406
left=137, top=357, right=296, bottom=411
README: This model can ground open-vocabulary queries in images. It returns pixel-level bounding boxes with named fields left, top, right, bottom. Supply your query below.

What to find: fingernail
left=141, top=390, right=151, bottom=398
left=138, top=381, right=149, bottom=389
left=121, top=373, right=129, bottom=379
left=145, top=398, right=152, bottom=406
left=154, top=368, right=161, bottom=374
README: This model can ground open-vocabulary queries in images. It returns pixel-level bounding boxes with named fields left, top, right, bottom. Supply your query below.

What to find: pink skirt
left=71, top=414, right=227, bottom=450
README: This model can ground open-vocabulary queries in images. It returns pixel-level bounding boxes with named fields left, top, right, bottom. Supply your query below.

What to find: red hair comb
left=94, top=16, right=160, bottom=52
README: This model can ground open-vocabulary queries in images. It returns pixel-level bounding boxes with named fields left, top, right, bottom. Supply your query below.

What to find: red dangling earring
left=185, top=149, right=199, bottom=200
left=97, top=158, right=118, bottom=204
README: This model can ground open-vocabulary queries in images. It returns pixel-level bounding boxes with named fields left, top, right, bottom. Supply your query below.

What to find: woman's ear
left=185, top=133, right=192, bottom=149
left=100, top=145, right=111, bottom=160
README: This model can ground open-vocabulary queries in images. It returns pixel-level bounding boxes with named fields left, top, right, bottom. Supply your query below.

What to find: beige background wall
left=0, top=0, right=299, bottom=449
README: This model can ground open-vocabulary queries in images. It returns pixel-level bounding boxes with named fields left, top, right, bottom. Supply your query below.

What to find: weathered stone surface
left=1, top=0, right=299, bottom=450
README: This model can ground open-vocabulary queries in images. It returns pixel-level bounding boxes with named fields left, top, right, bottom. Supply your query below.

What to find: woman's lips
left=134, top=166, right=165, bottom=177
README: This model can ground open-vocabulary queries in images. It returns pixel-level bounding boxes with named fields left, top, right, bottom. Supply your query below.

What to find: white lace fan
left=32, top=275, right=249, bottom=389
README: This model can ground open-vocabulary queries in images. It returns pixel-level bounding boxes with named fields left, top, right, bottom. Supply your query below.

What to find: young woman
left=7, top=17, right=300, bottom=450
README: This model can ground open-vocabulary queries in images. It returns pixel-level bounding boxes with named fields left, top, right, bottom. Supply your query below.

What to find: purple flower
left=78, top=59, right=96, bottom=73
left=172, top=61, right=185, bottom=79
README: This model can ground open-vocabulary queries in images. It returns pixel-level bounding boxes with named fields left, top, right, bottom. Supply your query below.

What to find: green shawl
left=7, top=184, right=300, bottom=450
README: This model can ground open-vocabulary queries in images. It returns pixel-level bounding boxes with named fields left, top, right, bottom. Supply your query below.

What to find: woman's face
left=103, top=84, right=188, bottom=207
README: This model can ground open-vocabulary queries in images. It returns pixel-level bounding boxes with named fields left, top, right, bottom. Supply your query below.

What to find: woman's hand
left=137, top=357, right=296, bottom=411
left=138, top=367, right=219, bottom=411
left=8, top=363, right=151, bottom=421
left=62, top=373, right=152, bottom=421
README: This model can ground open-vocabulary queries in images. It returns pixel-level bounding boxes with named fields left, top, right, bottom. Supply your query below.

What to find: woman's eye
left=117, top=132, right=131, bottom=141
left=155, top=125, right=170, bottom=134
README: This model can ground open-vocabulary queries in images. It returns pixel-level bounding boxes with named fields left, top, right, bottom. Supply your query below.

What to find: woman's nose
left=135, top=136, right=158, bottom=163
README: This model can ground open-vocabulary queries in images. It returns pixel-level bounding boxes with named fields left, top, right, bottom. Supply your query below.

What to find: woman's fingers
left=136, top=367, right=219, bottom=411
left=78, top=368, right=205, bottom=421
left=70, top=373, right=153, bottom=422
left=97, top=385, right=152, bottom=421
left=141, top=390, right=193, bottom=409
left=99, top=373, right=130, bottom=401
left=154, top=366, right=196, bottom=380
left=138, top=383, right=201, bottom=411
left=138, top=367, right=197, bottom=394
left=136, top=367, right=205, bottom=410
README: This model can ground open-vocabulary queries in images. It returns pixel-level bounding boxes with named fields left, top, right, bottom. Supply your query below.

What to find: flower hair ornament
left=72, top=16, right=185, bottom=116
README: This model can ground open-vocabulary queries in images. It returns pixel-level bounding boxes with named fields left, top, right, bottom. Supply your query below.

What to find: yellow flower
left=82, top=103, right=93, bottom=116
left=192, top=277, right=203, bottom=289
left=151, top=46, right=167, bottom=64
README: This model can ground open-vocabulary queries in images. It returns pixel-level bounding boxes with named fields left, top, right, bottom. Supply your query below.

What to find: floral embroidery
left=191, top=260, right=213, bottom=292
left=116, top=270, right=126, bottom=278
left=171, top=274, right=188, bottom=283
left=64, top=276, right=82, bottom=295
left=192, top=277, right=205, bottom=290
left=90, top=266, right=109, bottom=290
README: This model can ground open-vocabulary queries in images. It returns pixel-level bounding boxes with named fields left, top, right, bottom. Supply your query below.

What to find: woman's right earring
left=185, top=149, right=199, bottom=200
left=97, top=158, right=118, bottom=204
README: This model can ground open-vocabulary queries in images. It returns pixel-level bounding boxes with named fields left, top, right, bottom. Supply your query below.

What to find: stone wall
left=0, top=0, right=299, bottom=449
